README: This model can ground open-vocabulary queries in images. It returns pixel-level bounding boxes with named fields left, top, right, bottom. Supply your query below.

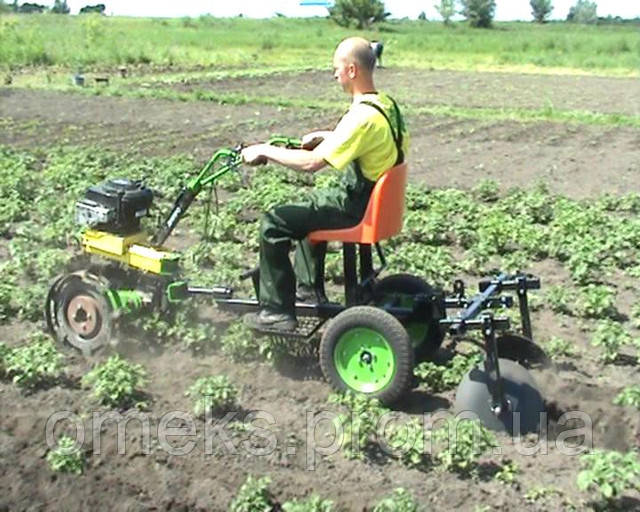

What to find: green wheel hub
left=334, top=327, right=396, bottom=393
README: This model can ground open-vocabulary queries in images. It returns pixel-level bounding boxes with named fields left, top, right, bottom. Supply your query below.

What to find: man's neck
left=351, top=79, right=377, bottom=101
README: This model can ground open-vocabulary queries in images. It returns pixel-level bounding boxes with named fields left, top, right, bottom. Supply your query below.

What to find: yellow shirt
left=316, top=92, right=409, bottom=181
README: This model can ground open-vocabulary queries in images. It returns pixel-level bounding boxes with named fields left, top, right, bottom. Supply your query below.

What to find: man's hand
left=241, top=144, right=269, bottom=166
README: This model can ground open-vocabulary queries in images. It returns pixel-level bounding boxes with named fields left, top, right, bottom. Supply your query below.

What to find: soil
left=1, top=68, right=639, bottom=511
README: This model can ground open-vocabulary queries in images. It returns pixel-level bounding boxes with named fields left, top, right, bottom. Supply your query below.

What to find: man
left=241, top=36, right=408, bottom=331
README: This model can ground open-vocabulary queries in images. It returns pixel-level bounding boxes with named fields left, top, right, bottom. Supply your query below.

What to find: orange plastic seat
left=309, top=163, right=408, bottom=244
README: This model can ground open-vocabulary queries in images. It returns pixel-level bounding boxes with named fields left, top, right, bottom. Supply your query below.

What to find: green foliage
left=631, top=300, right=640, bottom=329
left=329, top=392, right=389, bottom=460
left=220, top=322, right=261, bottom=362
left=433, top=418, right=498, bottom=474
left=435, top=0, right=456, bottom=25
left=185, top=375, right=238, bottom=417
left=545, top=285, right=575, bottom=315
left=544, top=336, right=575, bottom=361
left=229, top=475, right=276, bottom=512
left=613, top=386, right=640, bottom=410
left=590, top=320, right=633, bottom=363
left=530, top=0, right=553, bottom=23
left=282, top=495, right=334, bottom=512
left=372, top=488, right=419, bottom=512
left=51, top=0, right=70, bottom=14
left=4, top=335, right=64, bottom=389
left=328, top=0, right=388, bottom=29
left=0, top=16, right=638, bottom=74
left=575, top=284, right=617, bottom=319
left=472, top=178, right=500, bottom=202
left=494, top=459, right=520, bottom=485
left=460, top=0, right=496, bottom=28
left=567, top=0, right=597, bottom=24
left=414, top=352, right=483, bottom=392
left=388, top=418, right=430, bottom=469
left=577, top=450, right=640, bottom=502
left=137, top=306, right=218, bottom=353
left=82, top=354, right=148, bottom=408
left=46, top=435, right=85, bottom=475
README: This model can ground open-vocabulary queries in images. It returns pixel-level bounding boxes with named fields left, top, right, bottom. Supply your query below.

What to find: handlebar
left=152, top=135, right=302, bottom=246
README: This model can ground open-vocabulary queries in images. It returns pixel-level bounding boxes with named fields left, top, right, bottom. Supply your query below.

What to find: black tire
left=372, top=273, right=445, bottom=361
left=319, top=306, right=413, bottom=406
left=48, top=272, right=113, bottom=357
left=454, top=358, right=545, bottom=435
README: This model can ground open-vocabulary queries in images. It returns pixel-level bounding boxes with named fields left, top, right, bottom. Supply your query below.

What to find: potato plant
left=432, top=418, right=498, bottom=476
left=82, top=354, right=148, bottom=408
left=329, top=392, right=390, bottom=461
left=185, top=375, right=238, bottom=418
left=577, top=450, right=640, bottom=504
left=3, top=335, right=65, bottom=389
left=414, top=351, right=483, bottom=393
left=372, top=488, right=420, bottom=512
left=229, top=475, right=276, bottom=512
left=46, top=435, right=85, bottom=475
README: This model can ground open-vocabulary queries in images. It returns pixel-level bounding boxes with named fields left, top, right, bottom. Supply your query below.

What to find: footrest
left=251, top=317, right=326, bottom=341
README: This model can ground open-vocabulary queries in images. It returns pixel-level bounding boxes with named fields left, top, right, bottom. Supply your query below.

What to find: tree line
left=0, top=1, right=105, bottom=14
left=330, top=0, right=614, bottom=29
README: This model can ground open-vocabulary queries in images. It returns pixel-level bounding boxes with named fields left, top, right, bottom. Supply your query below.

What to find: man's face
left=332, top=53, right=354, bottom=94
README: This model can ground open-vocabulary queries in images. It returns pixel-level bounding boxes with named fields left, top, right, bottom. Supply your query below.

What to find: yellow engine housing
left=81, top=229, right=180, bottom=275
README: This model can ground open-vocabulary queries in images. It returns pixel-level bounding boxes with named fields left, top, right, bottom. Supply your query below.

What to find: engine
left=75, top=178, right=154, bottom=234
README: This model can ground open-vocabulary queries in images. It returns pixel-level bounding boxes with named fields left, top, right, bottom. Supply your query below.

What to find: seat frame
left=307, top=163, right=407, bottom=306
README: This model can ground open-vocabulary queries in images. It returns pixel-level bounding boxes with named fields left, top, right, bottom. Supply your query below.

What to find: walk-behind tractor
left=45, top=137, right=548, bottom=434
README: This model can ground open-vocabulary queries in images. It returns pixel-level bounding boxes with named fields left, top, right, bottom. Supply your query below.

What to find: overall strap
left=360, top=96, right=404, bottom=165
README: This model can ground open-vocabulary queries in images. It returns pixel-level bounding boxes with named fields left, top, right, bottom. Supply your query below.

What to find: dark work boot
left=243, top=309, right=298, bottom=332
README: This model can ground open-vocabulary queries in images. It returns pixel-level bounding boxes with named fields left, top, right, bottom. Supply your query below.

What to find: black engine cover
left=84, top=178, right=153, bottom=233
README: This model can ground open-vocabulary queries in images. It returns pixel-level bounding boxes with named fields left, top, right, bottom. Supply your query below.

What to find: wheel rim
left=334, top=327, right=396, bottom=393
left=65, top=294, right=102, bottom=339
left=378, top=292, right=428, bottom=348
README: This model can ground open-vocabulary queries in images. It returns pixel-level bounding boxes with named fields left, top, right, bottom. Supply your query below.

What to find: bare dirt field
left=0, top=68, right=639, bottom=511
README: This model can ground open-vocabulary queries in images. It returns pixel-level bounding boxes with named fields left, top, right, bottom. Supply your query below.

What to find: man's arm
left=241, top=143, right=327, bottom=173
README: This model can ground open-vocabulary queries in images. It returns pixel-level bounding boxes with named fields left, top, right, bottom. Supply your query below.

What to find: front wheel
left=45, top=271, right=113, bottom=357
left=319, top=306, right=413, bottom=406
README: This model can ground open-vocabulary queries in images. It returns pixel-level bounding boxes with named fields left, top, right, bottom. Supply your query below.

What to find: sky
left=49, top=1, right=640, bottom=21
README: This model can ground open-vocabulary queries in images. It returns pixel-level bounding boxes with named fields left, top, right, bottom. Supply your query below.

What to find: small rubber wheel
left=48, top=272, right=113, bottom=357
left=320, top=306, right=413, bottom=406
left=372, top=274, right=445, bottom=361
left=454, top=358, right=544, bottom=435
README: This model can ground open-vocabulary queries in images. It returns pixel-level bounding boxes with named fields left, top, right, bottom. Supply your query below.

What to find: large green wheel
left=320, top=306, right=413, bottom=405
left=372, top=274, right=445, bottom=362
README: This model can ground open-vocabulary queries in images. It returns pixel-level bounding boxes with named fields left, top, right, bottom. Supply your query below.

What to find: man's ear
left=348, top=63, right=357, bottom=79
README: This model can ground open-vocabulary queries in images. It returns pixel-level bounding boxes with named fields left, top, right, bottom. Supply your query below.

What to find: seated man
left=241, top=36, right=409, bottom=331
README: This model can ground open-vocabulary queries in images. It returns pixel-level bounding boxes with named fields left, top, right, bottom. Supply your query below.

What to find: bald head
left=334, top=37, right=376, bottom=74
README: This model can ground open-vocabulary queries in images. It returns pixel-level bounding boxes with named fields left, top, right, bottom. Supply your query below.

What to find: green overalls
left=258, top=97, right=405, bottom=316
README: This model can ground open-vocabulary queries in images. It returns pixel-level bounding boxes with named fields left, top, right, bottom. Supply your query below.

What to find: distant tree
left=435, top=0, right=456, bottom=26
left=51, top=0, right=70, bottom=14
left=530, top=0, right=552, bottom=23
left=459, top=0, right=496, bottom=28
left=418, top=11, right=427, bottom=21
left=79, top=3, right=106, bottom=14
left=567, top=0, right=597, bottom=24
left=328, top=0, right=389, bottom=29
left=0, top=0, right=12, bottom=14
left=18, top=2, right=46, bottom=13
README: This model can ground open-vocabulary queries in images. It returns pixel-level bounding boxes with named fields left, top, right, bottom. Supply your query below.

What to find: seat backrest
left=359, top=162, right=407, bottom=243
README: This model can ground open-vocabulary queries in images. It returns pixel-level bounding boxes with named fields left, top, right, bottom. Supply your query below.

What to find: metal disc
left=65, top=294, right=101, bottom=338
